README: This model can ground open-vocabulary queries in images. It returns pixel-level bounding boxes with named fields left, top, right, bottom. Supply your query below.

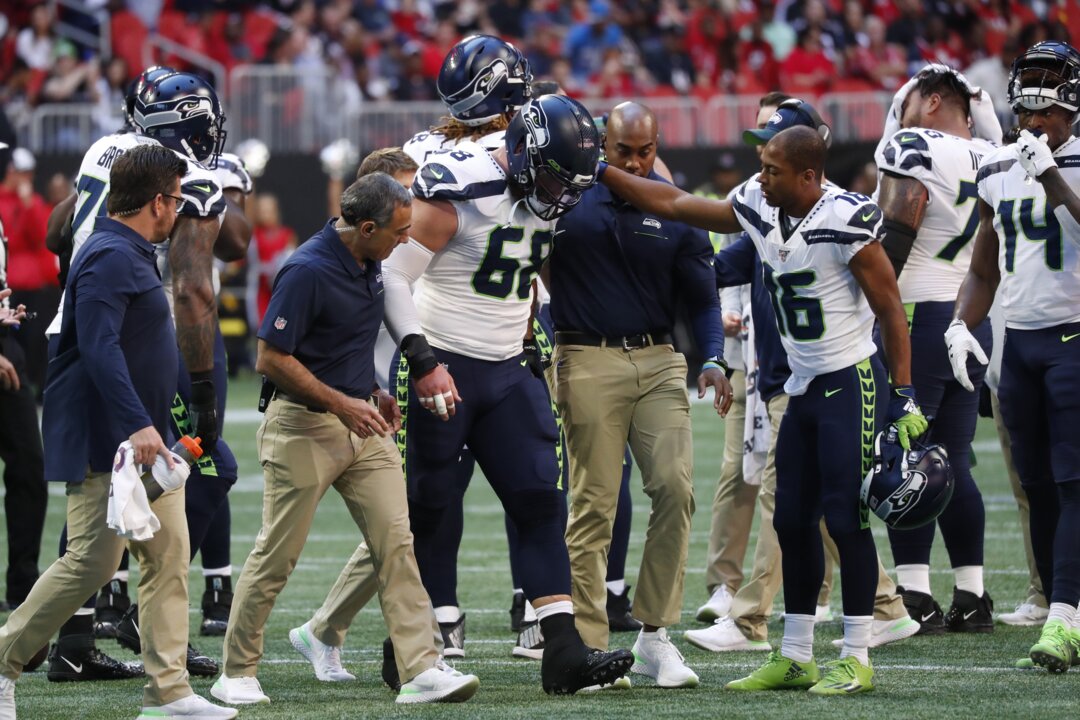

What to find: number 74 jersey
left=976, top=136, right=1080, bottom=330
left=731, top=179, right=882, bottom=385
left=409, top=140, right=554, bottom=361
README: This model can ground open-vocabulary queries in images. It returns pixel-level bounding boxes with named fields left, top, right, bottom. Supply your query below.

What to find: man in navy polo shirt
left=212, top=173, right=479, bottom=707
left=548, top=101, right=730, bottom=688
left=0, top=144, right=236, bottom=719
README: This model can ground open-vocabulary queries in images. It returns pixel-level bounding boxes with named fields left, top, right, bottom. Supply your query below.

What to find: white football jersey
left=409, top=140, right=554, bottom=361
left=213, top=152, right=253, bottom=195
left=731, top=179, right=882, bottom=386
left=403, top=129, right=505, bottom=165
left=875, top=128, right=996, bottom=303
left=46, top=132, right=227, bottom=335
left=976, top=137, right=1080, bottom=330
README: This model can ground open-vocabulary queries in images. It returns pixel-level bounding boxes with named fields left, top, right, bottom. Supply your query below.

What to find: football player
left=381, top=93, right=634, bottom=695
left=948, top=40, right=1080, bottom=672
left=874, top=65, right=1001, bottom=634
left=600, top=124, right=927, bottom=695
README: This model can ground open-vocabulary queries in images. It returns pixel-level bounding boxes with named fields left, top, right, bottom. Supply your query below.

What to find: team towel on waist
left=107, top=441, right=190, bottom=541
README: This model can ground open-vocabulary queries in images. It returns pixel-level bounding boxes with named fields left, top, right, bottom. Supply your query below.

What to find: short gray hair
left=340, top=172, right=411, bottom=227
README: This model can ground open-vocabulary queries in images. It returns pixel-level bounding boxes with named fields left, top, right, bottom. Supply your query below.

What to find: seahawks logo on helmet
left=861, top=425, right=953, bottom=530
left=524, top=103, right=551, bottom=149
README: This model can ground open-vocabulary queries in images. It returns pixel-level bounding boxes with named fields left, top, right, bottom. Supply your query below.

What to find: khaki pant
left=557, top=343, right=694, bottom=650
left=992, top=390, right=1046, bottom=607
left=0, top=473, right=191, bottom=707
left=731, top=394, right=906, bottom=641
left=704, top=370, right=757, bottom=594
left=223, top=398, right=437, bottom=683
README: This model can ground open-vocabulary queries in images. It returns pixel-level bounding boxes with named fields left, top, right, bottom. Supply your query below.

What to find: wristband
left=400, top=333, right=439, bottom=379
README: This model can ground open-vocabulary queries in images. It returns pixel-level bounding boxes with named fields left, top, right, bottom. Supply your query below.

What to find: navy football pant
left=773, top=357, right=886, bottom=616
left=886, top=301, right=989, bottom=568
left=998, top=322, right=1080, bottom=605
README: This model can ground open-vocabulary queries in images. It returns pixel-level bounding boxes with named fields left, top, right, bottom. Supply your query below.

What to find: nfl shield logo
left=778, top=249, right=790, bottom=262
left=274, top=316, right=287, bottom=330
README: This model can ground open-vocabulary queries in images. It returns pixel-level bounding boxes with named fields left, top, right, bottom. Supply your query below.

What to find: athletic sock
left=203, top=565, right=232, bottom=577
left=840, top=615, right=872, bottom=665
left=606, top=579, right=626, bottom=595
left=1047, top=602, right=1075, bottom=626
left=780, top=614, right=815, bottom=663
left=953, top=566, right=984, bottom=597
left=434, top=605, right=461, bottom=624
left=896, top=564, right=932, bottom=595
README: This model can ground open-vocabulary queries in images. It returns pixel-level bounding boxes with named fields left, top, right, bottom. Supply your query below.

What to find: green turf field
left=9, top=371, right=1080, bottom=718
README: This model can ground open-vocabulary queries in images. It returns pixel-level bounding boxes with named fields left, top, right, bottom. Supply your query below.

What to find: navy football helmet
left=861, top=425, right=954, bottom=531
left=505, top=94, right=600, bottom=221
left=437, top=35, right=532, bottom=126
left=134, top=72, right=226, bottom=167
left=1008, top=41, right=1080, bottom=113
left=123, top=65, right=176, bottom=127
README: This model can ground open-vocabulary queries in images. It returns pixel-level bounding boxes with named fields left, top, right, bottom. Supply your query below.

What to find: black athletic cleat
left=186, top=644, right=219, bottom=677
left=542, top=644, right=635, bottom=695
left=116, top=604, right=141, bottom=653
left=382, top=637, right=401, bottom=691
left=606, top=587, right=643, bottom=633
left=94, top=579, right=131, bottom=639
left=509, top=591, right=526, bottom=633
left=46, top=640, right=144, bottom=682
left=898, top=586, right=946, bottom=636
left=200, top=575, right=233, bottom=637
left=944, top=587, right=994, bottom=633
left=439, top=614, right=466, bottom=658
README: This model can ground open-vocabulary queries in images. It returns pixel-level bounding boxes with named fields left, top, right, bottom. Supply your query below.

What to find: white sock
left=1071, top=606, right=1080, bottom=630
left=523, top=600, right=537, bottom=623
left=953, top=566, right=984, bottom=597
left=606, top=579, right=626, bottom=595
left=896, top=564, right=931, bottom=595
left=780, top=614, right=815, bottom=663
left=840, top=615, right=872, bottom=665
left=534, top=600, right=573, bottom=620
left=434, top=605, right=461, bottom=624
left=1047, top=602, right=1075, bottom=626
left=112, top=570, right=129, bottom=582
left=74, top=607, right=94, bottom=617
left=203, top=565, right=232, bottom=577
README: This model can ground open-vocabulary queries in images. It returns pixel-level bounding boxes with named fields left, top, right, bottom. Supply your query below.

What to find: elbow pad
left=881, top=219, right=917, bottom=278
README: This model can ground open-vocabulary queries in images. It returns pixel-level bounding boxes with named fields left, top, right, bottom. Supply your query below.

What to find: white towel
left=741, top=308, right=769, bottom=486
left=107, top=442, right=190, bottom=541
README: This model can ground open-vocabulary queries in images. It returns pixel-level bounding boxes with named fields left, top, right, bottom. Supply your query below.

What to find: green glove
left=888, top=385, right=928, bottom=450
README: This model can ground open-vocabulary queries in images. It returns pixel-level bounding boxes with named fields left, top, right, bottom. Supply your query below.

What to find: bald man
left=599, top=126, right=927, bottom=695
left=546, top=101, right=731, bottom=689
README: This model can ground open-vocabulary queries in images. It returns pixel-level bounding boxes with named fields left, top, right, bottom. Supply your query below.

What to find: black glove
left=522, top=338, right=547, bottom=380
left=189, top=372, right=219, bottom=453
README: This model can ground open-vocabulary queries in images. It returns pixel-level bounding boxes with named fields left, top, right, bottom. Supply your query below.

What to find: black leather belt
left=555, top=331, right=674, bottom=350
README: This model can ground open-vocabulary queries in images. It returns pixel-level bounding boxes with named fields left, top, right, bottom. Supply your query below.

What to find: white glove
left=969, top=88, right=1003, bottom=144
left=944, top=319, right=988, bottom=392
left=1016, top=129, right=1056, bottom=178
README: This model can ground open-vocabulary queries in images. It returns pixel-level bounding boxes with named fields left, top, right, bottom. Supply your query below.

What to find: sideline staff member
left=212, top=173, right=479, bottom=707
left=0, top=144, right=236, bottom=719
left=548, top=101, right=730, bottom=688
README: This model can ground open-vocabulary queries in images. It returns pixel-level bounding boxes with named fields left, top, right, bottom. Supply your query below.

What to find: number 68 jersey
left=731, top=178, right=882, bottom=392
left=409, top=140, right=555, bottom=361
left=976, top=137, right=1080, bottom=330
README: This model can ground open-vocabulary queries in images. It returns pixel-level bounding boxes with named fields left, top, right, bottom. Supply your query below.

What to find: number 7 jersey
left=976, top=136, right=1080, bottom=330
left=731, top=179, right=883, bottom=390
left=409, top=140, right=554, bottom=361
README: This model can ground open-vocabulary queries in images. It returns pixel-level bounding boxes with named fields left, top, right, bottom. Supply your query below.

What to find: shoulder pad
left=180, top=162, right=226, bottom=218
left=803, top=194, right=881, bottom=245
left=877, top=129, right=933, bottom=178
left=213, top=153, right=253, bottom=194
left=412, top=141, right=507, bottom=203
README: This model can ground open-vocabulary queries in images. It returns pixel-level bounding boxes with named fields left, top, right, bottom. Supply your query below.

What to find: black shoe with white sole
left=439, top=614, right=466, bottom=658
left=898, top=586, right=946, bottom=636
left=46, top=638, right=144, bottom=682
left=944, top=587, right=994, bottom=633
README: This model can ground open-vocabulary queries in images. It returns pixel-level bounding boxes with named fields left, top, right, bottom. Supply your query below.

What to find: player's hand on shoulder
left=413, top=364, right=462, bottom=421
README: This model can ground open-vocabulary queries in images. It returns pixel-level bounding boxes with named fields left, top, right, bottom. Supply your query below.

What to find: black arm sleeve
left=881, top=218, right=917, bottom=278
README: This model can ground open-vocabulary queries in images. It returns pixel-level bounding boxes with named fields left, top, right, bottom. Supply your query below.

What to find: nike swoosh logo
left=430, top=168, right=445, bottom=180
left=61, top=656, right=83, bottom=674
left=963, top=610, right=978, bottom=620
left=900, top=135, right=917, bottom=143
left=190, top=184, right=212, bottom=193
left=861, top=210, right=876, bottom=222
left=1062, top=333, right=1080, bottom=342
left=520, top=359, right=528, bottom=367
left=921, top=613, right=936, bottom=622
left=824, top=388, right=842, bottom=397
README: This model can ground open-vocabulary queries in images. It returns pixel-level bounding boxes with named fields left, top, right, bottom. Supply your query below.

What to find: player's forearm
left=170, top=218, right=217, bottom=373
left=214, top=195, right=252, bottom=262
left=45, top=193, right=76, bottom=255
left=953, top=271, right=996, bottom=329
left=878, top=304, right=913, bottom=386
left=256, top=340, right=346, bottom=412
left=601, top=165, right=686, bottom=222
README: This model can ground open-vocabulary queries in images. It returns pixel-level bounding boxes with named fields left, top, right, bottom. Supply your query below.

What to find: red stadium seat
left=111, top=11, right=149, bottom=80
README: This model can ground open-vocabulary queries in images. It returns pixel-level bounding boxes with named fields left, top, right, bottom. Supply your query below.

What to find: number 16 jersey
left=731, top=179, right=883, bottom=392
left=408, top=140, right=554, bottom=361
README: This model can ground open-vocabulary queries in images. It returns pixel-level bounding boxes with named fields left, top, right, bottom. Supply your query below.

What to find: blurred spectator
left=693, top=151, right=743, bottom=199
left=564, top=1, right=625, bottom=79
left=392, top=42, right=437, bottom=100
left=488, top=0, right=526, bottom=38
left=839, top=0, right=867, bottom=49
left=739, top=17, right=781, bottom=91
left=791, top=0, right=846, bottom=63
left=93, top=56, right=128, bottom=135
left=964, top=32, right=1024, bottom=120
left=918, top=14, right=969, bottom=69
left=0, top=148, right=57, bottom=397
left=246, top=193, right=296, bottom=331
left=847, top=160, right=879, bottom=197
left=40, top=40, right=100, bottom=104
left=590, top=47, right=640, bottom=98
left=781, top=27, right=835, bottom=96
left=848, top=15, right=908, bottom=91
left=758, top=0, right=796, bottom=62
left=885, top=0, right=924, bottom=72
left=14, top=3, right=52, bottom=72
left=642, top=27, right=695, bottom=95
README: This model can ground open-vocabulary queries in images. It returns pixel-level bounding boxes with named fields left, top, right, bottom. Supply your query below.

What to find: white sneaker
left=815, top=604, right=835, bottom=623
left=631, top=628, right=699, bottom=688
left=210, top=674, right=270, bottom=705
left=396, top=660, right=479, bottom=704
left=579, top=675, right=632, bottom=692
left=998, top=602, right=1050, bottom=626
left=695, top=586, right=734, bottom=623
left=289, top=622, right=355, bottom=682
left=0, top=675, right=14, bottom=720
left=830, top=616, right=920, bottom=648
left=136, top=693, right=238, bottom=718
left=684, top=616, right=771, bottom=652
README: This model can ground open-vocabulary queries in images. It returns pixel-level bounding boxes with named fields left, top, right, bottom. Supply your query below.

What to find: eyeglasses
left=160, top=193, right=186, bottom=213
